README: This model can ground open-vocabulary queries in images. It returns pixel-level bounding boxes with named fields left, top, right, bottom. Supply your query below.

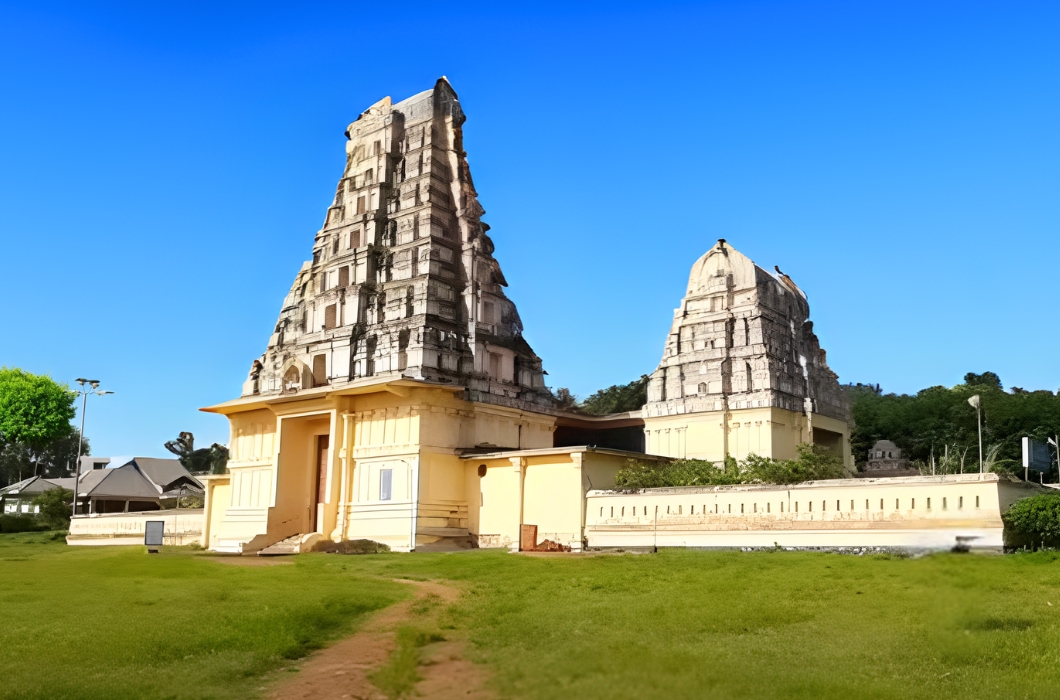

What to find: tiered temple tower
left=643, top=239, right=852, bottom=466
left=245, top=78, right=552, bottom=410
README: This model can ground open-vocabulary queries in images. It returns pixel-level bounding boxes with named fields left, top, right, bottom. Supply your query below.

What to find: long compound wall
left=68, top=509, right=204, bottom=546
left=585, top=473, right=1043, bottom=551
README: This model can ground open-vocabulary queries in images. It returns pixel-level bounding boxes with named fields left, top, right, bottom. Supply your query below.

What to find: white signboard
left=1022, top=437, right=1051, bottom=473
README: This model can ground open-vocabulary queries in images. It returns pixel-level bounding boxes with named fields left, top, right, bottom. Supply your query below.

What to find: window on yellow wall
left=959, top=496, right=964, bottom=509
left=976, top=496, right=980, bottom=508
left=379, top=469, right=392, bottom=501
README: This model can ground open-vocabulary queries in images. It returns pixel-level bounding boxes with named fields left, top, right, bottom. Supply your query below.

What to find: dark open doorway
left=313, top=434, right=329, bottom=532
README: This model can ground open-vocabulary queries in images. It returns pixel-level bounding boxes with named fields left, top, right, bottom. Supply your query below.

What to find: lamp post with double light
left=967, top=395, right=983, bottom=473
left=71, top=379, right=113, bottom=517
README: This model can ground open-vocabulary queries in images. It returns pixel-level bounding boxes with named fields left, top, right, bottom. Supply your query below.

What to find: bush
left=32, top=488, right=72, bottom=530
left=1003, top=493, right=1060, bottom=550
left=0, top=514, right=48, bottom=534
left=616, top=455, right=743, bottom=488
left=616, top=444, right=847, bottom=489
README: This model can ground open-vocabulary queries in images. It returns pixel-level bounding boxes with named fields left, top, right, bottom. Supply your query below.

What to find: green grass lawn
left=3, top=532, right=1060, bottom=700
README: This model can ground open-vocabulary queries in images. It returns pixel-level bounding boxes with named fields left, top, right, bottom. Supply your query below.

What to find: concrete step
left=416, top=535, right=478, bottom=553
left=258, top=534, right=303, bottom=556
left=417, top=526, right=470, bottom=538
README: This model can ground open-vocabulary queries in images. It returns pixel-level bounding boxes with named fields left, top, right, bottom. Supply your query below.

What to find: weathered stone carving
left=645, top=239, right=850, bottom=424
left=248, top=78, right=551, bottom=409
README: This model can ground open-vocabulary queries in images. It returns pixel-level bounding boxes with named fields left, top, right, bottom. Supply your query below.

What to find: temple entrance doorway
left=275, top=413, right=334, bottom=541
left=313, top=434, right=329, bottom=532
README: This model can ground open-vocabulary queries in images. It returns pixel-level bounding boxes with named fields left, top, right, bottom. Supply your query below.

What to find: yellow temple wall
left=585, top=473, right=1040, bottom=550
left=471, top=449, right=628, bottom=551
left=643, top=406, right=852, bottom=469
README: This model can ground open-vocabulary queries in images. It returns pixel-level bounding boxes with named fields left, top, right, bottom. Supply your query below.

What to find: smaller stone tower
left=642, top=240, right=852, bottom=467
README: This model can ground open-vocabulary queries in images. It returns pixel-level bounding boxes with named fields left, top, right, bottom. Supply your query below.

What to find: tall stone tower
left=643, top=239, right=852, bottom=467
left=245, top=78, right=552, bottom=410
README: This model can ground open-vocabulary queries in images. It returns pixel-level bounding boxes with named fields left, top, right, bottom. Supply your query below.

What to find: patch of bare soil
left=415, top=638, right=494, bottom=700
left=266, top=579, right=493, bottom=700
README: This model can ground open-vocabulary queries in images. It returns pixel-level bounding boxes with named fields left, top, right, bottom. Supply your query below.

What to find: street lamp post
left=1048, top=437, right=1060, bottom=485
left=71, top=379, right=113, bottom=517
left=967, top=395, right=983, bottom=474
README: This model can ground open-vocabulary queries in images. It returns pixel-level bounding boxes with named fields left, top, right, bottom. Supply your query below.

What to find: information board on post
left=144, top=521, right=165, bottom=552
left=1022, top=437, right=1051, bottom=473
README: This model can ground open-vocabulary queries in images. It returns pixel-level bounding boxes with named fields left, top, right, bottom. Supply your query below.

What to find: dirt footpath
left=267, top=579, right=493, bottom=700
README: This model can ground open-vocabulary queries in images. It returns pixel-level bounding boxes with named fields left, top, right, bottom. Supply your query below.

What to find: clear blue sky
left=1, top=1, right=1057, bottom=458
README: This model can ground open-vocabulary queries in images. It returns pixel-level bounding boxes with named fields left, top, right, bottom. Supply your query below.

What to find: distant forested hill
left=846, top=372, right=1060, bottom=479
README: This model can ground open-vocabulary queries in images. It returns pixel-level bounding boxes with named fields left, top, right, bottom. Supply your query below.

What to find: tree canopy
left=0, top=431, right=88, bottom=485
left=555, top=375, right=650, bottom=415
left=0, top=368, right=76, bottom=450
left=847, top=372, right=1060, bottom=479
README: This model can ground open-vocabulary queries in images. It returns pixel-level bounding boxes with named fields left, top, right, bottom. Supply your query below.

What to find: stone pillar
left=509, top=456, right=526, bottom=552
left=333, top=412, right=353, bottom=542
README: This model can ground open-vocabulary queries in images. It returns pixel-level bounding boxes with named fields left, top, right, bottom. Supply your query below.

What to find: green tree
left=0, top=368, right=76, bottom=451
left=552, top=388, right=579, bottom=412
left=579, top=375, right=649, bottom=415
left=0, top=430, right=88, bottom=485
left=845, top=372, right=1060, bottom=480
left=964, top=371, right=1003, bottom=389
left=31, top=488, right=73, bottom=530
left=0, top=369, right=79, bottom=486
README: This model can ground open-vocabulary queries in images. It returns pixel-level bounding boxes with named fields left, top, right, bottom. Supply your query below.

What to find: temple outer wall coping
left=67, top=509, right=204, bottom=546
left=585, top=473, right=1044, bottom=551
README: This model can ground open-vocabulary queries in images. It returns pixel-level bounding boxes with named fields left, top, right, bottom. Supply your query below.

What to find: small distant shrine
left=861, top=439, right=916, bottom=477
